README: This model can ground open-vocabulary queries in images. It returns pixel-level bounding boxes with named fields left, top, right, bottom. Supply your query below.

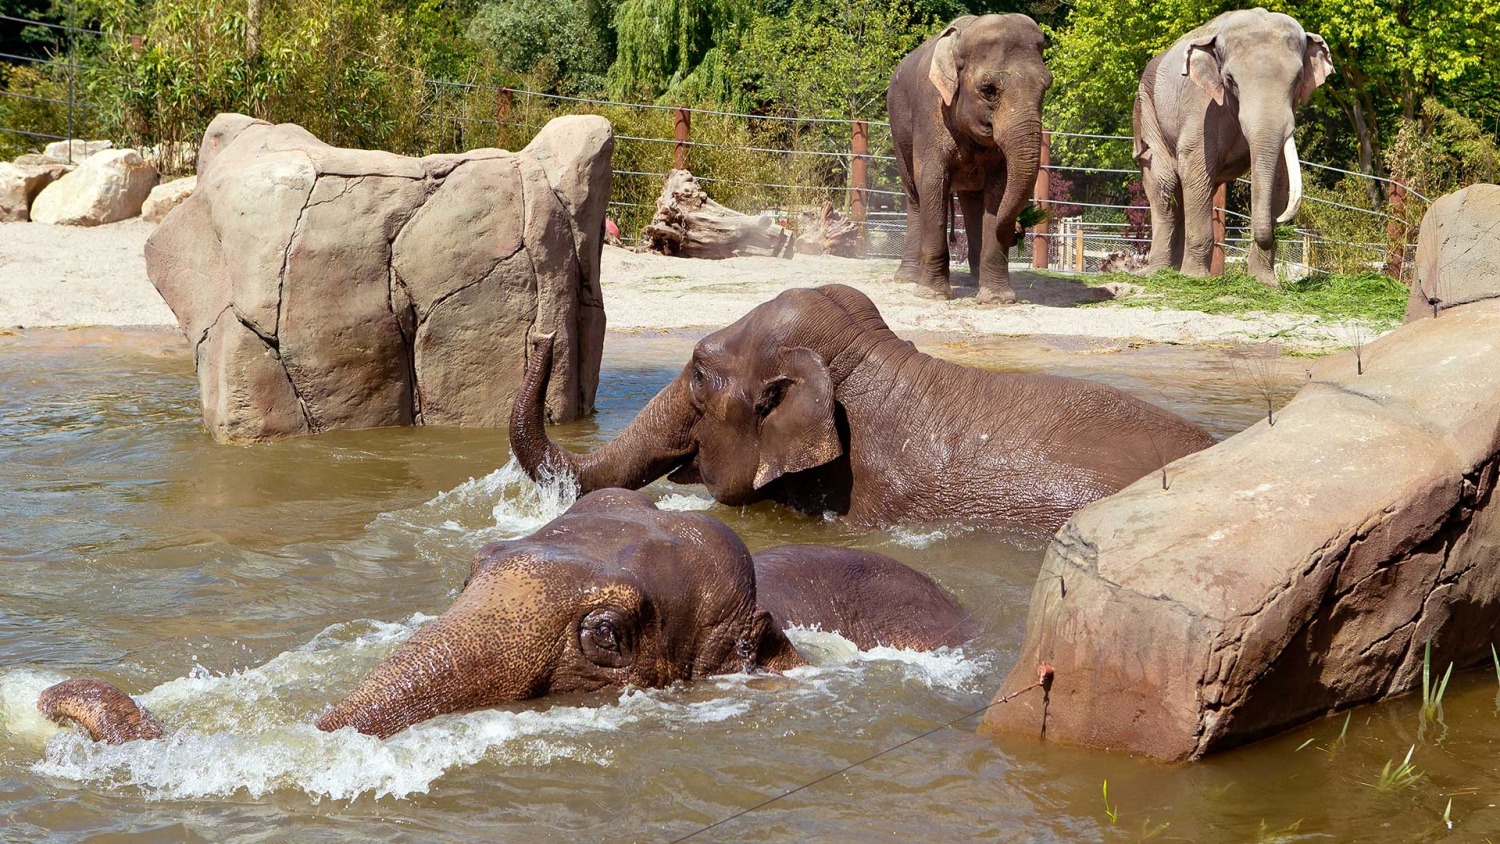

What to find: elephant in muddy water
left=512, top=285, right=1216, bottom=533
left=887, top=14, right=1052, bottom=303
left=1133, top=9, right=1334, bottom=285
left=39, top=489, right=973, bottom=742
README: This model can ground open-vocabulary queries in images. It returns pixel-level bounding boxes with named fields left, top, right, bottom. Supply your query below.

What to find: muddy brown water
left=0, top=327, right=1494, bottom=842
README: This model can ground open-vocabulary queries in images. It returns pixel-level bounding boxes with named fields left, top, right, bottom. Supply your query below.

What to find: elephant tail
left=37, top=678, right=166, bottom=744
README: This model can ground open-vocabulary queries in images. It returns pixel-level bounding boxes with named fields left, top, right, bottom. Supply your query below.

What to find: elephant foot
left=913, top=282, right=952, bottom=301
left=1252, top=270, right=1281, bottom=288
left=894, top=264, right=920, bottom=285
left=975, top=285, right=1017, bottom=305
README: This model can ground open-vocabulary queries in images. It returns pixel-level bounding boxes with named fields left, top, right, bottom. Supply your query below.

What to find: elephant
left=887, top=14, right=1052, bottom=303
left=38, top=489, right=973, bottom=743
left=511, top=285, right=1217, bottom=533
left=1133, top=9, right=1334, bottom=285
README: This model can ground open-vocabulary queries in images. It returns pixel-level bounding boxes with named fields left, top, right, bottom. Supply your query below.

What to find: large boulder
left=43, top=139, right=112, bottom=161
left=141, top=176, right=196, bottom=223
left=146, top=113, right=612, bottom=443
left=1406, top=183, right=1500, bottom=321
left=29, top=148, right=158, bottom=226
left=983, top=189, right=1500, bottom=760
left=0, top=161, right=70, bottom=222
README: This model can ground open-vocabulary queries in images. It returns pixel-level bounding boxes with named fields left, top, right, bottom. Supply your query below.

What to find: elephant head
left=511, top=286, right=884, bottom=509
left=314, top=489, right=803, bottom=738
left=1182, top=11, right=1333, bottom=244
left=927, top=14, right=1052, bottom=243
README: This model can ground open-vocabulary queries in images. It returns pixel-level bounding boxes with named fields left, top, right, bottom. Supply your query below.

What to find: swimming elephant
left=512, top=284, right=1216, bottom=533
left=39, top=489, right=972, bottom=743
left=887, top=14, right=1052, bottom=303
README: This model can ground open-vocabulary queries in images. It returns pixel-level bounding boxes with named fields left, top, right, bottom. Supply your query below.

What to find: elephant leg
left=1179, top=172, right=1217, bottom=277
left=1141, top=159, right=1181, bottom=274
left=912, top=162, right=953, bottom=300
left=959, top=190, right=984, bottom=282
left=895, top=149, right=921, bottom=285
left=976, top=178, right=1016, bottom=304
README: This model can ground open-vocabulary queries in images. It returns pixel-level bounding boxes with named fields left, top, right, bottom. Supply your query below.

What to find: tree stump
left=797, top=200, right=860, bottom=257
left=640, top=169, right=795, bottom=258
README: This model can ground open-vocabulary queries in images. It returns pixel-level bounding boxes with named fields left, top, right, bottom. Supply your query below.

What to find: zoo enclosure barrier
left=0, top=11, right=1425, bottom=281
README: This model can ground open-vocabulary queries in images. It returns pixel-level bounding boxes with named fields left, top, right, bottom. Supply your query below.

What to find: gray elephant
left=887, top=14, right=1052, bottom=303
left=512, top=285, right=1216, bottom=534
left=1133, top=9, right=1334, bottom=285
left=39, top=490, right=973, bottom=742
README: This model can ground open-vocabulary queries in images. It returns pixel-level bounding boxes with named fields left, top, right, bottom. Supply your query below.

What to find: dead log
left=797, top=200, right=860, bottom=257
left=639, top=169, right=795, bottom=259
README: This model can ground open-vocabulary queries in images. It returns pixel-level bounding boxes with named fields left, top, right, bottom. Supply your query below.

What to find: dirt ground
left=0, top=219, right=1353, bottom=350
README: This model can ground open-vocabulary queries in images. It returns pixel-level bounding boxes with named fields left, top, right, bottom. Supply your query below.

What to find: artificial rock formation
left=984, top=185, right=1500, bottom=760
left=146, top=112, right=611, bottom=443
left=640, top=169, right=794, bottom=258
left=0, top=160, right=70, bottom=222
left=1406, top=183, right=1500, bottom=320
left=29, top=148, right=158, bottom=226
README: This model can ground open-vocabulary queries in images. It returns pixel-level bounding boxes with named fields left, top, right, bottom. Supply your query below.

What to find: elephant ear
left=753, top=347, right=841, bottom=490
left=928, top=21, right=965, bottom=107
left=1298, top=33, right=1335, bottom=106
left=1182, top=33, right=1225, bottom=106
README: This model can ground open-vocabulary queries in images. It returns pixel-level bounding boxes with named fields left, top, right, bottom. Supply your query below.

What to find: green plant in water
left=1295, top=711, right=1351, bottom=754
left=1365, top=744, right=1422, bottom=792
left=1443, top=797, right=1454, bottom=830
left=1102, top=779, right=1118, bottom=825
left=1421, top=637, right=1454, bottom=727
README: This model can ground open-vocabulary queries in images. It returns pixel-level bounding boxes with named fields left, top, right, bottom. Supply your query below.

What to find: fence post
left=850, top=119, right=868, bottom=256
left=1210, top=183, right=1227, bottom=275
left=495, top=87, right=513, bottom=147
left=674, top=107, right=691, bottom=171
left=1384, top=180, right=1407, bottom=280
left=1032, top=130, right=1051, bottom=269
left=1074, top=219, right=1085, bottom=272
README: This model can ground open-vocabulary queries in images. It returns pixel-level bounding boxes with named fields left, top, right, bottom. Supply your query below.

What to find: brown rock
left=1407, top=183, right=1500, bottom=321
left=141, top=176, right=197, bottom=223
left=0, top=161, right=70, bottom=222
left=146, top=112, right=612, bottom=443
left=29, top=149, right=159, bottom=226
left=982, top=298, right=1500, bottom=760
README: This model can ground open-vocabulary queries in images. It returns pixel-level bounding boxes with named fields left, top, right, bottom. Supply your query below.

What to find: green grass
left=1365, top=744, right=1422, bottom=792
left=1085, top=269, right=1409, bottom=324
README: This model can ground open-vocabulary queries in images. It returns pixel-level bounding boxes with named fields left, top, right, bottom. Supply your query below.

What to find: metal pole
left=66, top=2, right=75, bottom=163
left=1210, top=183, right=1227, bottom=275
left=1032, top=130, right=1050, bottom=269
left=673, top=107, right=690, bottom=171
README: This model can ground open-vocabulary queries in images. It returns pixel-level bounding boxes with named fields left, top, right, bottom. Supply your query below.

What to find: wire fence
left=0, top=11, right=1423, bottom=280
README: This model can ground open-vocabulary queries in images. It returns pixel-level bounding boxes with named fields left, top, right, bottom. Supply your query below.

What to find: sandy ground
left=1, top=220, right=1352, bottom=349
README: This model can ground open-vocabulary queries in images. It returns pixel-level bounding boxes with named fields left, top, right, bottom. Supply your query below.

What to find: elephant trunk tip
left=510, top=332, right=580, bottom=484
left=37, top=678, right=166, bottom=744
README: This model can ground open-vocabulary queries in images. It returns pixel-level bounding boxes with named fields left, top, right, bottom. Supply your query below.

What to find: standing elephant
left=39, top=490, right=973, bottom=743
left=1133, top=9, right=1334, bottom=285
left=512, top=285, right=1216, bottom=533
left=887, top=14, right=1052, bottom=303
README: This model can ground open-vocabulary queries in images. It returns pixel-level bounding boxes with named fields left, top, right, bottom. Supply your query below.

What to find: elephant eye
left=979, top=82, right=1000, bottom=101
left=580, top=608, right=634, bottom=667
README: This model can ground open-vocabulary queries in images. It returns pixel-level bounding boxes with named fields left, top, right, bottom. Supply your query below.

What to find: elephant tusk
left=1277, top=134, right=1302, bottom=224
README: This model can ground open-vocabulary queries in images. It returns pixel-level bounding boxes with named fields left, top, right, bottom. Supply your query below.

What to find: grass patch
left=1086, top=269, right=1408, bottom=324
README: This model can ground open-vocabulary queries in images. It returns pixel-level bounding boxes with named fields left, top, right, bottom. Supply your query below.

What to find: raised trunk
left=511, top=334, right=697, bottom=492
left=994, top=117, right=1043, bottom=247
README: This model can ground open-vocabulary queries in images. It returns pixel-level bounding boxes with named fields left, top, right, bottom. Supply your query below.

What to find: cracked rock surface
left=982, top=185, right=1500, bottom=760
left=145, top=112, right=612, bottom=443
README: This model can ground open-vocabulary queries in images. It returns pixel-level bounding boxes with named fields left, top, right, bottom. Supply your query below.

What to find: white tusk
left=1277, top=134, right=1302, bottom=224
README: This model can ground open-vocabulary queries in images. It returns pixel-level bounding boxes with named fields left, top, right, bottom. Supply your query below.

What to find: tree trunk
left=797, top=200, right=859, bottom=257
left=640, top=170, right=796, bottom=259
left=247, top=0, right=262, bottom=59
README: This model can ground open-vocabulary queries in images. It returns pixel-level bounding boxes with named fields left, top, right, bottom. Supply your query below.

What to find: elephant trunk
left=37, top=678, right=166, bottom=744
left=1248, top=123, right=1293, bottom=250
left=994, top=114, right=1043, bottom=245
left=510, top=334, right=698, bottom=493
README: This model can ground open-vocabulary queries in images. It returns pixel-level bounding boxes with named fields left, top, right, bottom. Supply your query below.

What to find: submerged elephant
left=512, top=285, right=1216, bottom=533
left=39, top=489, right=972, bottom=743
left=1133, top=9, right=1334, bottom=284
left=887, top=14, right=1052, bottom=303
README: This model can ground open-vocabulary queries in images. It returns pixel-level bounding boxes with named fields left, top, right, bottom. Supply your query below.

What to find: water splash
left=884, top=524, right=974, bottom=550
left=654, top=492, right=716, bottom=512
left=373, top=458, right=579, bottom=546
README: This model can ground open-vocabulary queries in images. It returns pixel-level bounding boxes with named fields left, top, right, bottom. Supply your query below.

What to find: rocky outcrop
left=0, top=161, right=70, bottom=222
left=29, top=149, right=158, bottom=226
left=141, top=176, right=196, bottom=223
left=146, top=113, right=612, bottom=443
left=983, top=187, right=1500, bottom=760
left=1406, top=183, right=1500, bottom=321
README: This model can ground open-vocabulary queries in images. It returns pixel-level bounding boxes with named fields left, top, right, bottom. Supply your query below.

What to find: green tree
left=468, top=0, right=615, bottom=96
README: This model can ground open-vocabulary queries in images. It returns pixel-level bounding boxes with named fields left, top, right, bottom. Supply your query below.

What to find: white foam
left=783, top=627, right=987, bottom=692
left=0, top=667, right=70, bottom=744
left=654, top=492, right=717, bottom=511
left=374, top=458, right=579, bottom=545
left=885, top=524, right=973, bottom=549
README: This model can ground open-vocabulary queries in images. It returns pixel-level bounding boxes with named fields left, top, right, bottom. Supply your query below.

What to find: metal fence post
left=850, top=119, right=868, bottom=256
left=673, top=107, right=690, bottom=171
left=1211, top=183, right=1227, bottom=275
left=1385, top=180, right=1407, bottom=280
left=1032, top=130, right=1051, bottom=269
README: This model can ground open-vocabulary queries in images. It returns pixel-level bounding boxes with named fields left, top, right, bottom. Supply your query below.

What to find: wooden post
left=1210, top=183, right=1227, bottom=275
left=1074, top=220, right=1085, bottom=272
left=1385, top=180, right=1407, bottom=280
left=674, top=107, right=691, bottom=171
left=850, top=119, right=869, bottom=257
left=495, top=87, right=513, bottom=147
left=1032, top=130, right=1051, bottom=269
